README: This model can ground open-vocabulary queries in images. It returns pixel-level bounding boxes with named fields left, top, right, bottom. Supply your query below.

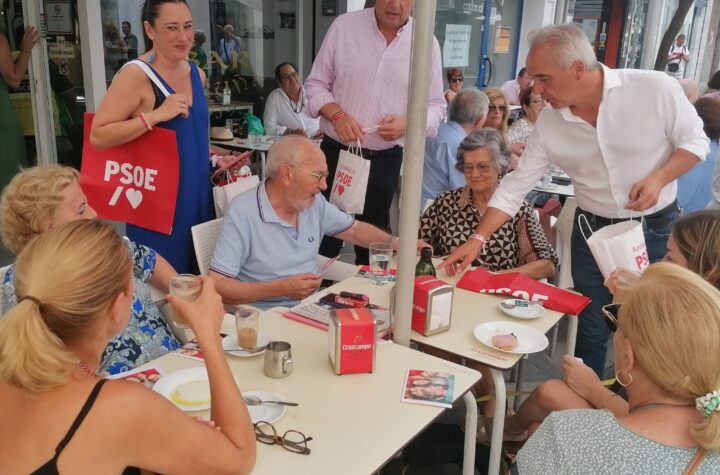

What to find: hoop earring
left=148, top=50, right=156, bottom=63
left=615, top=371, right=634, bottom=387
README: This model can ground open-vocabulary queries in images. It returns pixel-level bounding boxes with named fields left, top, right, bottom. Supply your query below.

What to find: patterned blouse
left=419, top=187, right=558, bottom=271
left=507, top=117, right=534, bottom=145
left=517, top=409, right=720, bottom=474
left=1, top=239, right=181, bottom=375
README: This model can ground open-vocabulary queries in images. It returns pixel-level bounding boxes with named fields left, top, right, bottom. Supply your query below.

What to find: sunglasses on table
left=450, top=77, right=464, bottom=83
left=254, top=421, right=313, bottom=455
left=601, top=303, right=621, bottom=332
left=488, top=105, right=507, bottom=113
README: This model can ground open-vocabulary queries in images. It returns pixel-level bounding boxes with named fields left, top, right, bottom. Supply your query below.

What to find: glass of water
left=369, top=242, right=393, bottom=285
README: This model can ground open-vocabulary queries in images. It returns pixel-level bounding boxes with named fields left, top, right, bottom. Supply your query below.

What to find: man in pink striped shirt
left=305, top=0, right=445, bottom=265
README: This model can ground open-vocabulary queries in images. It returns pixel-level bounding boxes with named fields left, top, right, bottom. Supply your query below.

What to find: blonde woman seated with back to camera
left=0, top=165, right=181, bottom=375
left=516, top=262, right=720, bottom=473
left=505, top=210, right=720, bottom=443
left=0, top=220, right=255, bottom=474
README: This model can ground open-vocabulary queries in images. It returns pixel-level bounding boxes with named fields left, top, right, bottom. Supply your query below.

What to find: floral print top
left=1, top=238, right=181, bottom=375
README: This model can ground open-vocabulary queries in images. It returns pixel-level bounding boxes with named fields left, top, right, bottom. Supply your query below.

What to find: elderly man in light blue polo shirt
left=421, top=89, right=488, bottom=209
left=209, top=135, right=419, bottom=310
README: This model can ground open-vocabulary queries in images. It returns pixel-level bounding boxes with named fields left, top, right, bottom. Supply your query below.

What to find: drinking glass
left=168, top=274, right=201, bottom=328
left=369, top=242, right=393, bottom=285
left=612, top=268, right=642, bottom=304
left=235, top=306, right=260, bottom=349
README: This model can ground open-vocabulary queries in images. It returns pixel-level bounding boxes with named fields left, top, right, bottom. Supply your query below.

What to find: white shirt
left=500, top=79, right=522, bottom=105
left=489, top=64, right=709, bottom=219
left=263, top=87, right=320, bottom=137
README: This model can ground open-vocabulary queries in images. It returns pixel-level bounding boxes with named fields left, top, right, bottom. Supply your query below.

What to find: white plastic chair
left=191, top=218, right=223, bottom=275
left=548, top=197, right=578, bottom=355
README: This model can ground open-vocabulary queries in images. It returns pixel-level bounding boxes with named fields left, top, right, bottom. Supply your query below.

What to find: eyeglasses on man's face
left=450, top=77, right=464, bottom=83
left=488, top=104, right=507, bottom=113
left=280, top=71, right=299, bottom=81
left=602, top=303, right=620, bottom=332
left=254, top=421, right=313, bottom=455
left=292, top=165, right=329, bottom=183
left=457, top=162, right=495, bottom=175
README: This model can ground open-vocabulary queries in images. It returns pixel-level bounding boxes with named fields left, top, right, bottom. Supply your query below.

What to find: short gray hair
left=528, top=23, right=599, bottom=70
left=456, top=128, right=511, bottom=175
left=448, top=89, right=489, bottom=125
left=266, top=135, right=311, bottom=178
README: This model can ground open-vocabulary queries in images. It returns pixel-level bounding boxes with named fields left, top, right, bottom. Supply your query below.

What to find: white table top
left=321, top=270, right=566, bottom=370
left=211, top=136, right=276, bottom=152
left=142, top=310, right=480, bottom=475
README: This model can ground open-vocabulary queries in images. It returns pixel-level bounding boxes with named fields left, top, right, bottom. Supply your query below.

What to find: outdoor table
left=319, top=269, right=568, bottom=475
left=210, top=136, right=274, bottom=179
left=137, top=309, right=480, bottom=475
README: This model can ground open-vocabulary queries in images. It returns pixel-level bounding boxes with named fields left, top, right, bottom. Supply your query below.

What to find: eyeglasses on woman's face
left=254, top=421, right=313, bottom=455
left=450, top=76, right=464, bottom=83
left=488, top=104, right=507, bottom=113
left=602, top=303, right=621, bottom=332
left=457, top=161, right=495, bottom=175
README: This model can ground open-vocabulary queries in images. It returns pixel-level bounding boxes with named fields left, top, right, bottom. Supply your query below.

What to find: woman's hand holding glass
left=167, top=275, right=225, bottom=341
left=562, top=354, right=602, bottom=403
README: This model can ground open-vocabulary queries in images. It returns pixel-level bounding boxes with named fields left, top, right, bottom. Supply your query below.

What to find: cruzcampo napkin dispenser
left=328, top=307, right=377, bottom=375
left=411, top=276, right=454, bottom=336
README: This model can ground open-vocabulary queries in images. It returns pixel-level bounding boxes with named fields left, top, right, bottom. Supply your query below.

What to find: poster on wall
left=443, top=24, right=471, bottom=68
left=494, top=26, right=511, bottom=54
left=45, top=1, right=73, bottom=35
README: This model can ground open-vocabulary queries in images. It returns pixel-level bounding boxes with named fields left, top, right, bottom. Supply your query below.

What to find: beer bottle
left=415, top=247, right=436, bottom=277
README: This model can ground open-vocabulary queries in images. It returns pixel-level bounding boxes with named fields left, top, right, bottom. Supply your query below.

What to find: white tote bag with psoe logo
left=329, top=141, right=370, bottom=214
left=579, top=214, right=650, bottom=280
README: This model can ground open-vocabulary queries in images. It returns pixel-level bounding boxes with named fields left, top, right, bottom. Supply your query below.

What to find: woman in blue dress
left=91, top=0, right=213, bottom=274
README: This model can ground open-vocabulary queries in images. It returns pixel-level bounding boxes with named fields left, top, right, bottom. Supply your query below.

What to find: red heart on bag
left=337, top=184, right=345, bottom=195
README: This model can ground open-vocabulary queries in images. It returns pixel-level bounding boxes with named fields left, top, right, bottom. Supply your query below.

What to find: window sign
left=45, top=1, right=73, bottom=35
left=443, top=24, right=472, bottom=68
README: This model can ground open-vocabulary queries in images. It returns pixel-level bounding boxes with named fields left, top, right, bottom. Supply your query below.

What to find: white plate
left=473, top=321, right=549, bottom=354
left=222, top=333, right=271, bottom=358
left=535, top=183, right=557, bottom=191
left=498, top=299, right=546, bottom=320
left=243, top=391, right=288, bottom=424
left=153, top=367, right=213, bottom=412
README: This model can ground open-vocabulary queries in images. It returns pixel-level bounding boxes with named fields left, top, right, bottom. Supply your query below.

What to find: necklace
left=289, top=89, right=304, bottom=114
left=631, top=401, right=693, bottom=413
left=78, top=360, right=100, bottom=378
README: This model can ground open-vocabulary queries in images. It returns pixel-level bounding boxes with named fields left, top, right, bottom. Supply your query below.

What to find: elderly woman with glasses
left=516, top=263, right=720, bottom=473
left=419, top=128, right=557, bottom=279
left=444, top=68, right=464, bottom=103
left=483, top=87, right=525, bottom=159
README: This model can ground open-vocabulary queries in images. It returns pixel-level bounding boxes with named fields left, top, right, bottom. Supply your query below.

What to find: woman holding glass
left=90, top=0, right=213, bottom=274
left=444, top=68, right=464, bottom=103
left=0, top=220, right=256, bottom=474
left=517, top=263, right=720, bottom=473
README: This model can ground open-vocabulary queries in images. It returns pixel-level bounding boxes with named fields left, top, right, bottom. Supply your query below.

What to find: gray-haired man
left=421, top=89, right=489, bottom=207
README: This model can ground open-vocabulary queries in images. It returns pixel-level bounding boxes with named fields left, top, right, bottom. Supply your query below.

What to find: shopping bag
left=329, top=143, right=370, bottom=214
left=456, top=268, right=591, bottom=316
left=578, top=215, right=649, bottom=280
left=80, top=113, right=179, bottom=234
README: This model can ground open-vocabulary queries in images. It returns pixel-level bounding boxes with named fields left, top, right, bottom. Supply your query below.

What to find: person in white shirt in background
left=263, top=62, right=321, bottom=138
left=500, top=67, right=532, bottom=105
left=440, top=23, right=709, bottom=379
left=666, top=34, right=690, bottom=79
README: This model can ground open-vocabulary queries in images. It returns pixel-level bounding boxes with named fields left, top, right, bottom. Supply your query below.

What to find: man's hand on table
left=625, top=175, right=664, bottom=211
left=281, top=273, right=323, bottom=299
left=437, top=239, right=483, bottom=276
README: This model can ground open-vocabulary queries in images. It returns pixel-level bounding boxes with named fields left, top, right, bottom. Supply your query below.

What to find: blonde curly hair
left=0, top=165, right=80, bottom=255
